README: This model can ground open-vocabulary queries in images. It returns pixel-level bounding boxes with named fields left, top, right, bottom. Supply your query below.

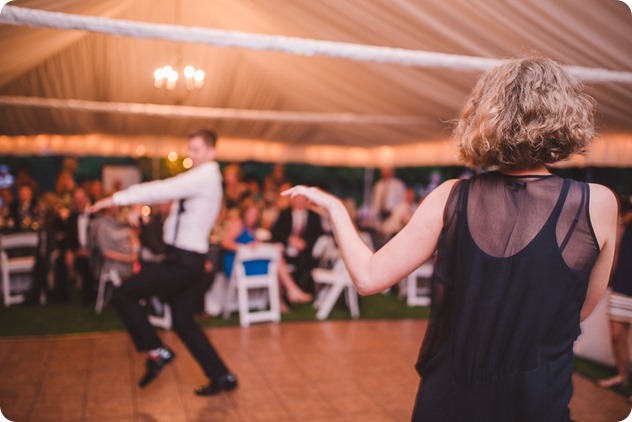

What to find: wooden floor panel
left=0, top=320, right=629, bottom=422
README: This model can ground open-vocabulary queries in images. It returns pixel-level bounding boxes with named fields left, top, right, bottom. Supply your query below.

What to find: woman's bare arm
left=580, top=183, right=619, bottom=321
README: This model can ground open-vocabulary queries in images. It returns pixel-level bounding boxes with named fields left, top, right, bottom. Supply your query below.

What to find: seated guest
left=381, top=187, right=419, bottom=237
left=87, top=179, right=104, bottom=203
left=94, top=205, right=139, bottom=280
left=58, top=188, right=95, bottom=304
left=261, top=181, right=292, bottom=231
left=243, top=173, right=262, bottom=201
left=271, top=193, right=324, bottom=293
left=23, top=192, right=64, bottom=304
left=10, top=184, right=40, bottom=232
left=263, top=163, right=287, bottom=205
left=371, top=167, right=407, bottom=222
left=222, top=163, right=248, bottom=211
left=0, top=187, right=14, bottom=232
left=221, top=200, right=311, bottom=312
left=138, top=202, right=171, bottom=264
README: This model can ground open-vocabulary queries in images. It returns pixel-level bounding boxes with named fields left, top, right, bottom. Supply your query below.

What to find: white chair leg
left=345, top=285, right=360, bottom=319
left=268, top=278, right=281, bottom=323
left=398, top=279, right=407, bottom=298
left=316, top=281, right=346, bottom=320
left=237, top=279, right=250, bottom=328
left=223, top=275, right=238, bottom=319
left=95, top=277, right=106, bottom=314
left=149, top=304, right=172, bottom=330
left=204, top=273, right=227, bottom=316
left=2, top=262, right=9, bottom=307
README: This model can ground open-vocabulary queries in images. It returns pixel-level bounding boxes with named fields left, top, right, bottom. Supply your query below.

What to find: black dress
left=412, top=172, right=600, bottom=422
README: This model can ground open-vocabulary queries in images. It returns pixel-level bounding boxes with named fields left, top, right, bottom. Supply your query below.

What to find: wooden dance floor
left=0, top=320, right=629, bottom=422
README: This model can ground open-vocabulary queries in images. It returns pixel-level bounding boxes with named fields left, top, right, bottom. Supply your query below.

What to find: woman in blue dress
left=221, top=199, right=312, bottom=312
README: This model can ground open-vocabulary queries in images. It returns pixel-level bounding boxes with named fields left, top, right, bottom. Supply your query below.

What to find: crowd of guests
left=0, top=158, right=446, bottom=311
left=0, top=159, right=132, bottom=305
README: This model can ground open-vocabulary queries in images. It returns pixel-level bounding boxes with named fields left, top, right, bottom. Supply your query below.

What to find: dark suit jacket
left=271, top=208, right=323, bottom=259
left=9, top=200, right=39, bottom=231
left=65, top=211, right=89, bottom=252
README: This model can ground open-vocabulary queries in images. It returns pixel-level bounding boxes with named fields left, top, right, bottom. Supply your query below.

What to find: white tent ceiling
left=0, top=0, right=631, bottom=167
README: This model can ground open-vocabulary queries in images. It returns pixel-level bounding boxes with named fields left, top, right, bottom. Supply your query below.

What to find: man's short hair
left=188, top=128, right=218, bottom=148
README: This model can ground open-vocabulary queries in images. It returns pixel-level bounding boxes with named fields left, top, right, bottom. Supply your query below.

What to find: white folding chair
left=147, top=300, right=172, bottom=330
left=405, top=260, right=434, bottom=307
left=95, top=265, right=123, bottom=314
left=312, top=256, right=359, bottom=320
left=224, top=244, right=281, bottom=328
left=222, top=270, right=270, bottom=320
left=1, top=232, right=39, bottom=306
left=312, top=235, right=338, bottom=268
left=205, top=272, right=229, bottom=317
left=95, top=262, right=172, bottom=329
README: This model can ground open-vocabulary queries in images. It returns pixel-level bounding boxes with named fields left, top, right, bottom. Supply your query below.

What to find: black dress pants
left=112, top=247, right=229, bottom=380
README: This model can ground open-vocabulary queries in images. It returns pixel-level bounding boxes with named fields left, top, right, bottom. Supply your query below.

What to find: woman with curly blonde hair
left=284, top=56, right=617, bottom=421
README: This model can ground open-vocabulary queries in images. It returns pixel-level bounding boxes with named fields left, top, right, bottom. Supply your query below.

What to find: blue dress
left=223, top=228, right=270, bottom=279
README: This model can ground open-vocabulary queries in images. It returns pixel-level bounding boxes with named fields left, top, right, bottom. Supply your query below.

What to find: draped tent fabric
left=0, top=0, right=631, bottom=167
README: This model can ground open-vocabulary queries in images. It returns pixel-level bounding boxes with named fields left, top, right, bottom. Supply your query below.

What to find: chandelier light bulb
left=194, top=69, right=205, bottom=88
left=154, top=65, right=204, bottom=90
left=167, top=70, right=178, bottom=82
left=184, top=65, right=195, bottom=79
left=154, top=68, right=165, bottom=88
left=193, top=69, right=205, bottom=81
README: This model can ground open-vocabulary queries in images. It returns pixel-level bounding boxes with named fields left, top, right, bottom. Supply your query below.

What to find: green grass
left=0, top=288, right=430, bottom=337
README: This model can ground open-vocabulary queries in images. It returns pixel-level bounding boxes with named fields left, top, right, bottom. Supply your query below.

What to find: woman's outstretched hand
left=281, top=185, right=339, bottom=211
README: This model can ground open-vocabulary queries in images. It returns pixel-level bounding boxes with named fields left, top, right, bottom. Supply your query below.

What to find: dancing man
left=89, top=129, right=237, bottom=396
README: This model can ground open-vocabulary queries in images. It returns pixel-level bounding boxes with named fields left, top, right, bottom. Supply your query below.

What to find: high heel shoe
left=287, top=289, right=312, bottom=304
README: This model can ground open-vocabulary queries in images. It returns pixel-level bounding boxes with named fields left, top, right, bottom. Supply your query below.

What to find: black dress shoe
left=138, top=347, right=176, bottom=388
left=194, top=373, right=238, bottom=396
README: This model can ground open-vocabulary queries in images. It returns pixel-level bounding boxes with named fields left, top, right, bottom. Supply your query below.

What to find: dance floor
left=0, top=320, right=629, bottom=422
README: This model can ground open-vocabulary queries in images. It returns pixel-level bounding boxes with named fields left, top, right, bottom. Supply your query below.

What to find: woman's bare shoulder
left=588, top=183, right=618, bottom=246
left=588, top=183, right=618, bottom=210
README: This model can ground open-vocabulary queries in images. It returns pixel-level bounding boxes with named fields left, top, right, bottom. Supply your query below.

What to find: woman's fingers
left=280, top=185, right=308, bottom=197
left=281, top=185, right=336, bottom=210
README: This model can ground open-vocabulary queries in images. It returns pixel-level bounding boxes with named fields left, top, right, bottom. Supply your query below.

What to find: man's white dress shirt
left=113, top=162, right=222, bottom=254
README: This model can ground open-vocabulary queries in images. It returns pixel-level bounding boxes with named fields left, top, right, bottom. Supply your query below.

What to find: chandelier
left=153, top=65, right=205, bottom=90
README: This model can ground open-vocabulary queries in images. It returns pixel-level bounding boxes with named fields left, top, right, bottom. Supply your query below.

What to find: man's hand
left=87, top=196, right=114, bottom=214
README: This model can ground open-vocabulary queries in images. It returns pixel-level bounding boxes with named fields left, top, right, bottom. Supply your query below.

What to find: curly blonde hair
left=454, top=56, right=596, bottom=169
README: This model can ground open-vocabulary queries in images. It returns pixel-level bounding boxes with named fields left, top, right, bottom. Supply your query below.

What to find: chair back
left=1, top=232, right=40, bottom=306
left=0, top=232, right=39, bottom=251
left=233, top=243, right=280, bottom=282
left=232, top=243, right=281, bottom=327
